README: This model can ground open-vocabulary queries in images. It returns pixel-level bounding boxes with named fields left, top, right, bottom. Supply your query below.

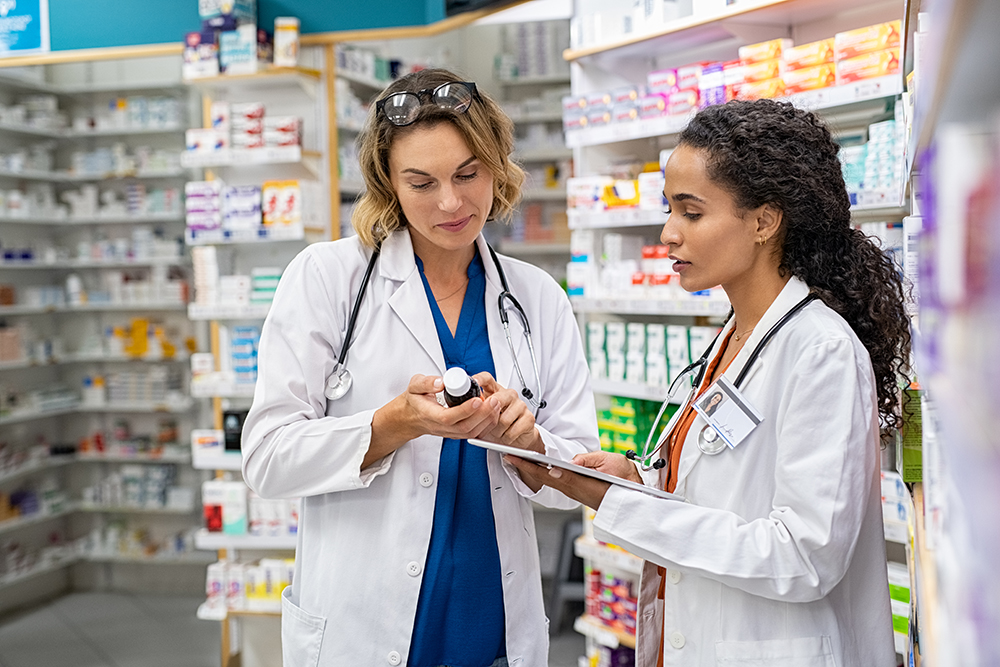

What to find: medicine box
left=834, top=20, right=901, bottom=62
left=739, top=38, right=793, bottom=65
left=782, top=39, right=835, bottom=70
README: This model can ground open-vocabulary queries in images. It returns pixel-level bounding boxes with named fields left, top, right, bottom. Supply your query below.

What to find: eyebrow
left=669, top=192, right=706, bottom=203
left=401, top=155, right=479, bottom=177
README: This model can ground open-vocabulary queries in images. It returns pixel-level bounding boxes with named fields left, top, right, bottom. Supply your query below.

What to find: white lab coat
left=593, top=277, right=896, bottom=667
left=242, top=229, right=599, bottom=667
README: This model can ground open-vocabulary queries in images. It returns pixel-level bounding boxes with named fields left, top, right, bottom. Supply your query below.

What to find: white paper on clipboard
left=468, top=439, right=685, bottom=502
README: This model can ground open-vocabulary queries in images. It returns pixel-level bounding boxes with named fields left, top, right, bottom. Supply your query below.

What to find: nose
left=438, top=182, right=461, bottom=213
left=660, top=211, right=680, bottom=246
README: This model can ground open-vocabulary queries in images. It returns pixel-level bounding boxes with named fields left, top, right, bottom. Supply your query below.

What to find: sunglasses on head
left=375, top=81, right=479, bottom=127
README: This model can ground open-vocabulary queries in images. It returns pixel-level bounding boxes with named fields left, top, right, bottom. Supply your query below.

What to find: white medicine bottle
left=443, top=367, right=481, bottom=407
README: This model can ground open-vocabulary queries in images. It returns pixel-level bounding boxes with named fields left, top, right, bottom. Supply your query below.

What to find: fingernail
left=549, top=468, right=563, bottom=479
left=433, top=379, right=443, bottom=390
left=489, top=397, right=500, bottom=409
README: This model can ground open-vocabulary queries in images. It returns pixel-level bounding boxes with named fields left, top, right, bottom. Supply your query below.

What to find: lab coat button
left=419, top=472, right=434, bottom=488
left=387, top=651, right=401, bottom=665
left=406, top=561, right=422, bottom=577
left=669, top=631, right=686, bottom=649
left=667, top=569, right=681, bottom=584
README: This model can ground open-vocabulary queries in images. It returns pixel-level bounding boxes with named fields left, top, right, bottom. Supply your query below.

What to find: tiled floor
left=0, top=592, right=586, bottom=667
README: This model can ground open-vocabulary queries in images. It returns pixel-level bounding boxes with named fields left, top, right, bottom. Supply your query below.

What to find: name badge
left=692, top=376, right=763, bottom=451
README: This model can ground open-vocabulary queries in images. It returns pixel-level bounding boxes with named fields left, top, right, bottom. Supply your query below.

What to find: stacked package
left=834, top=20, right=901, bottom=85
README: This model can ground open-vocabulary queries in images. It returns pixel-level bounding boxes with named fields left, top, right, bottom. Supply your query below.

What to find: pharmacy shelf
left=61, top=168, right=187, bottom=182
left=0, top=507, right=73, bottom=538
left=522, top=188, right=566, bottom=202
left=196, top=604, right=282, bottom=622
left=0, top=121, right=63, bottom=138
left=573, top=615, right=636, bottom=650
left=564, top=0, right=892, bottom=64
left=568, top=208, right=664, bottom=230
left=337, top=69, right=388, bottom=91
left=507, top=110, right=564, bottom=124
left=498, top=75, right=570, bottom=86
left=571, top=297, right=730, bottom=317
left=575, top=537, right=644, bottom=576
left=56, top=81, right=186, bottom=96
left=76, top=399, right=194, bottom=414
left=0, top=302, right=188, bottom=316
left=185, top=66, right=322, bottom=99
left=76, top=502, right=196, bottom=515
left=590, top=379, right=677, bottom=404
left=0, top=405, right=79, bottom=426
left=179, top=146, right=320, bottom=173
left=851, top=204, right=910, bottom=223
left=188, top=303, right=271, bottom=321
left=337, top=120, right=365, bottom=133
left=516, top=146, right=573, bottom=162
left=55, top=352, right=190, bottom=365
left=565, top=76, right=903, bottom=148
left=0, top=213, right=184, bottom=226
left=190, top=381, right=256, bottom=399
left=61, top=124, right=185, bottom=138
left=194, top=529, right=297, bottom=551
left=0, top=555, right=78, bottom=591
left=0, top=456, right=75, bottom=488
left=339, top=180, right=365, bottom=194
left=185, top=223, right=305, bottom=246
left=75, top=450, right=191, bottom=465
left=497, top=241, right=571, bottom=256
left=83, top=552, right=214, bottom=565
left=0, top=256, right=187, bottom=270
left=191, top=451, right=243, bottom=472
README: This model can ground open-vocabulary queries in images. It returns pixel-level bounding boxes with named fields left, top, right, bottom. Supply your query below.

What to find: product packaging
left=637, top=93, right=668, bottom=119
left=736, top=77, right=786, bottom=101
left=183, top=31, right=219, bottom=80
left=220, top=24, right=259, bottom=75
left=646, top=68, right=678, bottom=94
left=667, top=89, right=699, bottom=115
left=739, top=38, right=793, bottom=65
left=273, top=17, right=300, bottom=67
left=781, top=38, right=835, bottom=70
left=185, top=128, right=227, bottom=152
left=782, top=63, right=837, bottom=94
left=835, top=48, right=900, bottom=85
left=834, top=20, right=901, bottom=61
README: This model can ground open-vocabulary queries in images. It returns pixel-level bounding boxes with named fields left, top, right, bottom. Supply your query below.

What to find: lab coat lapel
left=478, top=235, right=525, bottom=392
left=674, top=277, right=811, bottom=492
left=382, top=230, right=446, bottom=374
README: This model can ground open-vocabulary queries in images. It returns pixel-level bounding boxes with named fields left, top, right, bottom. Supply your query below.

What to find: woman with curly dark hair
left=510, top=99, right=909, bottom=666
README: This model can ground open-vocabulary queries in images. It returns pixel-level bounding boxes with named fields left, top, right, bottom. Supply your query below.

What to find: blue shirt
left=408, top=251, right=506, bottom=667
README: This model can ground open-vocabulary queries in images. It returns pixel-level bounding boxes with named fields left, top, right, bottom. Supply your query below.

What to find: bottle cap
left=443, top=367, right=471, bottom=396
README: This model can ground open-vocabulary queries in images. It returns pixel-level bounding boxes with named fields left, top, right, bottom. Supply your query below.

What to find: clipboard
left=468, top=439, right=684, bottom=502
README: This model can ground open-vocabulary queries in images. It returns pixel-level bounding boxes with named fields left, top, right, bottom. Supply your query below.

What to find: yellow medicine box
left=834, top=20, right=901, bottom=61
left=741, top=58, right=782, bottom=84
left=738, top=38, right=793, bottom=65
left=781, top=39, right=835, bottom=70
left=737, top=77, right=786, bottom=101
left=782, top=64, right=837, bottom=94
left=835, top=48, right=900, bottom=86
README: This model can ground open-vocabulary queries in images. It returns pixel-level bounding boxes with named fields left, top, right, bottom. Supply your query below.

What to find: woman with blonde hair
left=242, top=68, right=598, bottom=667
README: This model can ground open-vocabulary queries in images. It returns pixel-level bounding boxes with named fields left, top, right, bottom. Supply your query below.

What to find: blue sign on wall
left=0, top=0, right=50, bottom=55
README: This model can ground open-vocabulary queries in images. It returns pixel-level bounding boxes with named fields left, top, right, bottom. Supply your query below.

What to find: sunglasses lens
left=433, top=83, right=473, bottom=112
left=382, top=92, right=420, bottom=126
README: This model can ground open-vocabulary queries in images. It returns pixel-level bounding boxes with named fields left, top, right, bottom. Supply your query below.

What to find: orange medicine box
left=736, top=77, right=785, bottom=101
left=741, top=58, right=781, bottom=83
left=781, top=39, right=835, bottom=70
left=782, top=63, right=836, bottom=94
left=738, top=38, right=793, bottom=65
left=835, top=48, right=900, bottom=85
left=834, top=20, right=901, bottom=61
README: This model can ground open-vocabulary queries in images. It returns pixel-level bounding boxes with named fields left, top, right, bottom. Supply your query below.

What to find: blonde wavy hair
left=351, top=68, right=525, bottom=248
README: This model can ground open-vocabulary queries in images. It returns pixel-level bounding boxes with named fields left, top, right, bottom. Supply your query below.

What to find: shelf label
left=0, top=0, right=49, bottom=57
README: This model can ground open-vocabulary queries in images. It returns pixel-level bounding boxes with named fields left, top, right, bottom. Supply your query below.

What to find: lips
left=439, top=216, right=472, bottom=233
left=670, top=255, right=691, bottom=273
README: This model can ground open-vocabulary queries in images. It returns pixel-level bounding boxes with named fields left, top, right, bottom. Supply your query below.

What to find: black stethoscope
left=324, top=243, right=547, bottom=413
left=626, top=293, right=818, bottom=471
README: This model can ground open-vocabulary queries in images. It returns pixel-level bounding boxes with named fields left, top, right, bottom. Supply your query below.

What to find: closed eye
left=457, top=171, right=478, bottom=182
left=409, top=182, right=432, bottom=191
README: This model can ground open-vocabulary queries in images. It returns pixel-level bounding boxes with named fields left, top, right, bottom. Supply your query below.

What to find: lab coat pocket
left=715, top=635, right=836, bottom=667
left=281, top=586, right=327, bottom=667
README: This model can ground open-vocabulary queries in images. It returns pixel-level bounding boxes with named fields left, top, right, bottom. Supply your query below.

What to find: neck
left=722, top=267, right=790, bottom=337
left=411, top=233, right=477, bottom=285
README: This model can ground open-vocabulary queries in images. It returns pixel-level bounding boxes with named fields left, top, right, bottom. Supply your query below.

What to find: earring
left=757, top=236, right=766, bottom=246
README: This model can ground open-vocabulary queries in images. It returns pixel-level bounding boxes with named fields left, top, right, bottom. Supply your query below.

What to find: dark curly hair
left=678, top=99, right=911, bottom=430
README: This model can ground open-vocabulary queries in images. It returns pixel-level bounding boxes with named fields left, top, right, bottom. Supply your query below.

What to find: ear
left=754, top=203, right=783, bottom=243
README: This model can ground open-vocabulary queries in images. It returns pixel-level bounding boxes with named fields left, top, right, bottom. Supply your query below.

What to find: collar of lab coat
left=377, top=228, right=525, bottom=388
left=674, top=276, right=812, bottom=489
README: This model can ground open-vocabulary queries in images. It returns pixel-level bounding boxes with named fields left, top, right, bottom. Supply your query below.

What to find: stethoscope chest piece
left=324, top=363, right=353, bottom=400
left=697, top=423, right=728, bottom=456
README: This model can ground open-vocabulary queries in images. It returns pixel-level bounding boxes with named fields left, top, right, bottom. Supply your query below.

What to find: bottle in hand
left=443, top=367, right=481, bottom=407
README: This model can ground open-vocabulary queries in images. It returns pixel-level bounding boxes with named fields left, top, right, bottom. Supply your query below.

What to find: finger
left=472, top=371, right=499, bottom=394
left=450, top=397, right=501, bottom=435
left=408, top=374, right=443, bottom=395
left=501, top=411, right=535, bottom=445
left=438, top=396, right=491, bottom=426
